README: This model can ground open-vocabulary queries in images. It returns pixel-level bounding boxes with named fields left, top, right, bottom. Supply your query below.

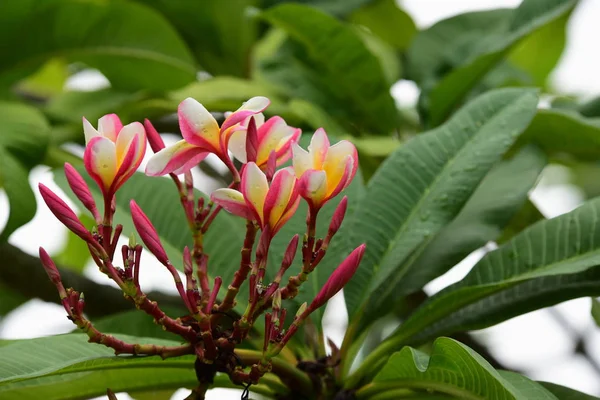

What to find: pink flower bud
left=282, top=234, right=299, bottom=270
left=39, top=247, right=61, bottom=285
left=308, top=244, right=366, bottom=312
left=129, top=200, right=169, bottom=265
left=245, top=117, right=258, bottom=163
left=329, top=196, right=348, bottom=236
left=144, top=119, right=166, bottom=153
left=183, top=246, right=193, bottom=275
left=273, top=288, right=282, bottom=310
left=64, top=163, right=100, bottom=223
left=39, top=184, right=94, bottom=243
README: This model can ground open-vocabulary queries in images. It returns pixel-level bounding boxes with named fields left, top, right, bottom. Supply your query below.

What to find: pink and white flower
left=292, top=128, right=358, bottom=209
left=83, top=114, right=146, bottom=197
left=228, top=115, right=301, bottom=169
left=210, top=162, right=300, bottom=234
left=145, top=97, right=269, bottom=176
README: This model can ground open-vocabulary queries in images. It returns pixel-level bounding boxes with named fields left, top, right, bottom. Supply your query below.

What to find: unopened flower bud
left=39, top=184, right=94, bottom=243
left=295, top=302, right=307, bottom=319
left=273, top=289, right=282, bottom=310
left=64, top=163, right=100, bottom=223
left=144, top=119, right=166, bottom=153
left=183, top=246, right=193, bottom=275
left=130, top=200, right=169, bottom=265
left=245, top=117, right=258, bottom=163
left=308, top=244, right=366, bottom=313
left=328, top=196, right=348, bottom=237
left=128, top=233, right=137, bottom=248
left=282, top=234, right=299, bottom=270
left=39, top=247, right=61, bottom=285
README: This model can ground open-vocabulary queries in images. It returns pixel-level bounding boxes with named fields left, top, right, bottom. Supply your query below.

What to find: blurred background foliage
left=2, top=0, right=600, bottom=397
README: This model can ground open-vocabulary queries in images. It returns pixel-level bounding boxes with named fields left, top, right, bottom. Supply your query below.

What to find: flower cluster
left=38, top=96, right=364, bottom=396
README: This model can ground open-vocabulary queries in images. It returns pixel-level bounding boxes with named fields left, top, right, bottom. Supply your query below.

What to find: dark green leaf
left=592, top=298, right=600, bottom=327
left=0, top=102, right=50, bottom=240
left=337, top=88, right=538, bottom=328
left=0, top=282, right=27, bottom=316
left=365, top=337, right=557, bottom=400
left=540, top=382, right=600, bottom=400
left=262, top=0, right=375, bottom=17
left=397, top=145, right=546, bottom=296
left=349, top=0, right=416, bottom=50
left=497, top=200, right=546, bottom=244
left=139, top=0, right=255, bottom=77
left=0, top=0, right=196, bottom=91
left=261, top=4, right=398, bottom=134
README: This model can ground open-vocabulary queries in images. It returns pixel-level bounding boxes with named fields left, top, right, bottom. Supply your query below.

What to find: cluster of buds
left=38, top=96, right=365, bottom=397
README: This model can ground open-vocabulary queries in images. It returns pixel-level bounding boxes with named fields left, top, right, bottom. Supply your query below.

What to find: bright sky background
left=1, top=0, right=600, bottom=398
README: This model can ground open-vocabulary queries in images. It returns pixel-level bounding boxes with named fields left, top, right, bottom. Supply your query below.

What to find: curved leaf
left=360, top=337, right=557, bottom=400
left=261, top=3, right=398, bottom=134
left=336, top=88, right=539, bottom=328
left=539, top=382, right=600, bottom=400
left=0, top=102, right=50, bottom=240
left=0, top=0, right=196, bottom=91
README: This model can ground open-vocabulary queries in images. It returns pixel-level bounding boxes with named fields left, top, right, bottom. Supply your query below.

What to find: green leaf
left=261, top=3, right=398, bottom=134
left=0, top=0, right=196, bottom=91
left=497, top=200, right=546, bottom=244
left=422, top=0, right=577, bottom=126
left=0, top=102, right=50, bottom=240
left=396, top=145, right=546, bottom=296
left=539, top=382, right=600, bottom=400
left=390, top=195, right=600, bottom=348
left=55, top=214, right=95, bottom=272
left=349, top=0, right=416, bottom=50
left=336, top=88, right=538, bottom=328
left=520, top=109, right=600, bottom=160
left=139, top=0, right=255, bottom=78
left=363, top=337, right=556, bottom=400
left=54, top=170, right=246, bottom=306
left=16, top=58, right=68, bottom=97
left=262, top=0, right=375, bottom=17
left=592, top=298, right=600, bottom=327
left=0, top=282, right=27, bottom=316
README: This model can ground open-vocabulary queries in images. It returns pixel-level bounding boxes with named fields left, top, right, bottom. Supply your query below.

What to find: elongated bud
left=39, top=247, right=61, bottom=286
left=295, top=302, right=307, bottom=319
left=130, top=200, right=169, bottom=265
left=246, top=117, right=258, bottom=163
left=39, top=184, right=94, bottom=243
left=64, top=163, right=100, bottom=223
left=266, top=150, right=277, bottom=181
left=282, top=234, right=299, bottom=270
left=308, top=244, right=366, bottom=312
left=144, top=119, right=166, bottom=153
left=183, top=246, right=193, bottom=275
left=329, top=196, right=348, bottom=237
left=273, top=288, right=282, bottom=310
left=128, top=233, right=137, bottom=248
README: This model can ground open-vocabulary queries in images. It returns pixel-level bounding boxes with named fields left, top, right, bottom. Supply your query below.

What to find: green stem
left=355, top=381, right=484, bottom=400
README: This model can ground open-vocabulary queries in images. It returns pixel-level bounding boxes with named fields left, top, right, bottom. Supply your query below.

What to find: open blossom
left=210, top=162, right=300, bottom=234
left=145, top=97, right=269, bottom=176
left=292, top=128, right=358, bottom=209
left=228, top=115, right=301, bottom=169
left=83, top=114, right=146, bottom=197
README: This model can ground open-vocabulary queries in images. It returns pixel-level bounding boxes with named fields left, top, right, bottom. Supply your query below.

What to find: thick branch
left=0, top=242, right=184, bottom=318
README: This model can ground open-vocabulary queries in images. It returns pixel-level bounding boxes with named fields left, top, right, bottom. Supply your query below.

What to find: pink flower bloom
left=228, top=115, right=301, bottom=169
left=145, top=97, right=269, bottom=176
left=83, top=114, right=146, bottom=198
left=210, top=162, right=300, bottom=235
left=292, top=128, right=358, bottom=209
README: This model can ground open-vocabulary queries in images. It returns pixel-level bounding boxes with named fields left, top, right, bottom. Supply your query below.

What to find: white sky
left=1, top=0, right=600, bottom=398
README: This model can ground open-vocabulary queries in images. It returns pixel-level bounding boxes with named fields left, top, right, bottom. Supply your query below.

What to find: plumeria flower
left=228, top=115, right=301, bottom=169
left=83, top=114, right=146, bottom=198
left=210, top=162, right=300, bottom=235
left=292, top=128, right=358, bottom=209
left=145, top=97, right=269, bottom=176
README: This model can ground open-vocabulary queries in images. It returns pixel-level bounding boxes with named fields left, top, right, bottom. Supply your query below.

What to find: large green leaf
left=540, top=382, right=600, bottom=400
left=387, top=195, right=600, bottom=349
left=54, top=170, right=246, bottom=305
left=359, top=337, right=556, bottom=400
left=261, top=0, right=375, bottom=17
left=520, top=109, right=600, bottom=160
left=396, top=145, right=546, bottom=296
left=0, top=102, right=50, bottom=240
left=336, top=88, right=538, bottom=328
left=422, top=0, right=576, bottom=126
left=349, top=0, right=416, bottom=50
left=139, top=0, right=255, bottom=77
left=0, top=0, right=196, bottom=91
left=261, top=4, right=398, bottom=135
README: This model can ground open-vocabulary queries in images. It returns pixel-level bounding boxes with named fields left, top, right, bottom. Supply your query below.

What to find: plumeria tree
left=2, top=0, right=600, bottom=399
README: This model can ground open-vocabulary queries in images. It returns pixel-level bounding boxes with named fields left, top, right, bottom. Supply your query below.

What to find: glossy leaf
left=365, top=337, right=556, bottom=400
left=0, top=102, right=50, bottom=240
left=397, top=145, right=546, bottom=296
left=261, top=4, right=398, bottom=134
left=540, top=382, right=600, bottom=400
left=337, top=88, right=539, bottom=328
left=0, top=0, right=196, bottom=91
left=423, top=0, right=576, bottom=126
